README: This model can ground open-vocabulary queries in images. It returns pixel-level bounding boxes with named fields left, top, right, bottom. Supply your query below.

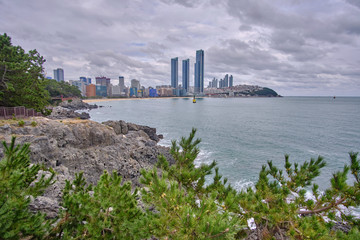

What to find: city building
left=53, top=68, right=64, bottom=82
left=86, top=84, right=96, bottom=97
left=111, top=85, right=121, bottom=97
left=96, top=76, right=111, bottom=96
left=171, top=57, right=178, bottom=96
left=119, top=76, right=125, bottom=93
left=131, top=79, right=140, bottom=90
left=130, top=87, right=138, bottom=97
left=194, top=50, right=204, bottom=93
left=96, top=85, right=107, bottom=97
left=148, top=87, right=158, bottom=97
left=224, top=74, right=229, bottom=88
left=182, top=59, right=190, bottom=95
left=80, top=76, right=91, bottom=85
left=229, top=75, right=233, bottom=87
left=69, top=80, right=86, bottom=96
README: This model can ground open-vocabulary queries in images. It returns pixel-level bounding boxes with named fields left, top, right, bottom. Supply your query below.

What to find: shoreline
left=83, top=96, right=194, bottom=103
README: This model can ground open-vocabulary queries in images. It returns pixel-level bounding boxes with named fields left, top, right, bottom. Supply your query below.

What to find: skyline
left=1, top=0, right=360, bottom=96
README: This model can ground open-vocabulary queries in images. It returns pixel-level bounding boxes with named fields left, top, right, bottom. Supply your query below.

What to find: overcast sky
left=1, top=0, right=360, bottom=96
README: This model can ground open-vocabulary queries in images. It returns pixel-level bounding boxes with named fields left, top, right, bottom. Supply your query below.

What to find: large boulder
left=0, top=117, right=173, bottom=218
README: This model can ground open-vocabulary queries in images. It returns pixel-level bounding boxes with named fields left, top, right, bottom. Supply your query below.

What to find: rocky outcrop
left=0, top=117, right=172, bottom=218
left=48, top=106, right=90, bottom=119
left=59, top=98, right=98, bottom=110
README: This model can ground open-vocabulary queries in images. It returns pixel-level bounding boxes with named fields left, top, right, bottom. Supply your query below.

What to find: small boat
left=193, top=95, right=196, bottom=103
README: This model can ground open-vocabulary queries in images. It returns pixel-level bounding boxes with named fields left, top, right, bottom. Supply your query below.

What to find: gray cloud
left=0, top=0, right=359, bottom=95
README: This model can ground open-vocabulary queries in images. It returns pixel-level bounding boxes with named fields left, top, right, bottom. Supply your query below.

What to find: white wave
left=195, top=149, right=214, bottom=167
left=233, top=179, right=255, bottom=192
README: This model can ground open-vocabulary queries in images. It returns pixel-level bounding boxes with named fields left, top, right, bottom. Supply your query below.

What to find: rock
left=59, top=98, right=98, bottom=110
left=0, top=117, right=173, bottom=218
left=48, top=106, right=90, bottom=120
left=138, top=125, right=159, bottom=142
left=103, top=120, right=122, bottom=135
left=127, top=123, right=139, bottom=131
left=120, top=120, right=128, bottom=134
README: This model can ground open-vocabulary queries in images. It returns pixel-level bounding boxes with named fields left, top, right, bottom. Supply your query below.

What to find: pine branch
left=298, top=197, right=346, bottom=215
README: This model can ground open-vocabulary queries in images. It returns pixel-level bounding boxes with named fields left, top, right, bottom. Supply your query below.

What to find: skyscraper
left=182, top=59, right=190, bottom=94
left=171, top=57, right=178, bottom=90
left=194, top=50, right=204, bottom=93
left=53, top=68, right=64, bottom=82
left=119, top=76, right=125, bottom=92
left=224, top=74, right=229, bottom=88
left=171, top=57, right=178, bottom=96
left=229, top=75, right=233, bottom=87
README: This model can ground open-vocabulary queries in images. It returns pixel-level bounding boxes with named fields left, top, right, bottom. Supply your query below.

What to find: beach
left=83, top=97, right=194, bottom=103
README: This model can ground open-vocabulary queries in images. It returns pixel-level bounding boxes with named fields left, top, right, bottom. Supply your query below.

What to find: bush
left=18, top=120, right=25, bottom=127
left=31, top=121, right=37, bottom=127
left=0, top=137, right=55, bottom=239
left=1, top=131, right=359, bottom=239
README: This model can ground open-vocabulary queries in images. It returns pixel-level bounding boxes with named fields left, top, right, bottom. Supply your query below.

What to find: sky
left=1, top=0, right=360, bottom=96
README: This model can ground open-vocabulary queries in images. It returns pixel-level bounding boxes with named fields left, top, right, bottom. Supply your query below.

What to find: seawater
left=86, top=97, right=360, bottom=191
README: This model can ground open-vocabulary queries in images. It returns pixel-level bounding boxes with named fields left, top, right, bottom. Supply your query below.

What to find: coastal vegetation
left=45, top=78, right=82, bottom=99
left=1, top=130, right=359, bottom=239
left=0, top=33, right=81, bottom=114
left=0, top=33, right=50, bottom=113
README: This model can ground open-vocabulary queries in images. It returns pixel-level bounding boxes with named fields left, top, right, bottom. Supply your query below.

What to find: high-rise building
left=131, top=79, right=140, bottom=90
left=224, top=74, right=229, bottom=88
left=96, top=76, right=111, bottom=96
left=194, top=50, right=204, bottom=93
left=171, top=57, right=178, bottom=96
left=80, top=76, right=91, bottom=85
left=119, top=76, right=125, bottom=93
left=182, top=59, right=190, bottom=94
left=229, top=75, right=233, bottom=87
left=53, top=68, right=64, bottom=82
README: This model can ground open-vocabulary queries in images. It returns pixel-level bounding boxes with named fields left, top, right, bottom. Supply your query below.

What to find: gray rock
left=0, top=117, right=173, bottom=218
left=48, top=106, right=90, bottom=120
left=59, top=98, right=98, bottom=110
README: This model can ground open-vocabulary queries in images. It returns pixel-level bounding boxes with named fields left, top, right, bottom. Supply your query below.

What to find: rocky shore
left=0, top=116, right=172, bottom=218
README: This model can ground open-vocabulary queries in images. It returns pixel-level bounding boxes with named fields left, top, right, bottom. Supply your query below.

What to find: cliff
left=0, top=117, right=172, bottom=218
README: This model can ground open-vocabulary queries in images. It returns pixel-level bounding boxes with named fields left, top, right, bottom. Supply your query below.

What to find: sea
left=85, top=97, right=360, bottom=193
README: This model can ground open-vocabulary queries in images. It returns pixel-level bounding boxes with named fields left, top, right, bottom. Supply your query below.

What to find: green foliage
left=1, top=130, right=359, bottom=239
left=51, top=171, right=151, bottom=239
left=45, top=79, right=81, bottom=98
left=0, top=137, right=55, bottom=239
left=141, top=128, right=243, bottom=239
left=253, top=87, right=279, bottom=97
left=31, top=121, right=37, bottom=127
left=18, top=120, right=25, bottom=127
left=0, top=33, right=50, bottom=113
left=237, top=153, right=360, bottom=239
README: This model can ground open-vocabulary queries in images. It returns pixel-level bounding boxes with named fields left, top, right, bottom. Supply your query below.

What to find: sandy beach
left=83, top=97, right=194, bottom=103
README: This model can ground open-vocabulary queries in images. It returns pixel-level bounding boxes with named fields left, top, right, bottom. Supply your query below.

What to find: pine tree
left=0, top=136, right=55, bottom=239
left=140, top=128, right=243, bottom=239
left=51, top=171, right=151, bottom=239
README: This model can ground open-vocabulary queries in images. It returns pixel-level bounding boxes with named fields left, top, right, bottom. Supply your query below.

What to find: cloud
left=0, top=0, right=359, bottom=95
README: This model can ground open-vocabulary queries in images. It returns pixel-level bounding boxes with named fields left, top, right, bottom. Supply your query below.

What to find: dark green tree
left=140, top=128, right=243, bottom=239
left=0, top=33, right=50, bottom=112
left=0, top=137, right=55, bottom=239
left=51, top=171, right=151, bottom=239
left=45, top=79, right=81, bottom=98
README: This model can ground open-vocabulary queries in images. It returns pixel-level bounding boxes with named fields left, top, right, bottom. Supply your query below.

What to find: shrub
left=18, top=120, right=25, bottom=127
left=0, top=137, right=55, bottom=239
left=31, top=121, right=37, bottom=127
